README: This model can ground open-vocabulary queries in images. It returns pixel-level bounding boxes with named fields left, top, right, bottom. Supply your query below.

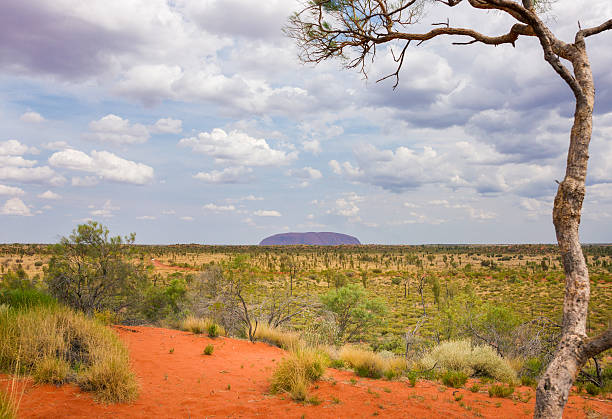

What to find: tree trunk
left=534, top=41, right=595, bottom=419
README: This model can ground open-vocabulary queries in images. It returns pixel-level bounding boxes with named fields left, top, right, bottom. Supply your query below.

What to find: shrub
left=270, top=348, right=328, bottom=401
left=203, top=345, right=214, bottom=355
left=0, top=288, right=56, bottom=309
left=33, top=357, right=70, bottom=384
left=488, top=384, right=514, bottom=398
left=207, top=323, right=220, bottom=338
left=0, top=305, right=138, bottom=403
left=253, top=323, right=301, bottom=350
left=339, top=346, right=407, bottom=380
left=469, top=382, right=481, bottom=392
left=419, top=340, right=516, bottom=383
left=442, top=370, right=468, bottom=388
left=585, top=383, right=600, bottom=396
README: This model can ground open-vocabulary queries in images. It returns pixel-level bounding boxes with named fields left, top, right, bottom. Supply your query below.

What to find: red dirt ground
left=3, top=326, right=611, bottom=418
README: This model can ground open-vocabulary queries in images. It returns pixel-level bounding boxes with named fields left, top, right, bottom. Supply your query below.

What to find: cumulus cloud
left=20, top=111, right=45, bottom=123
left=43, top=141, right=70, bottom=150
left=179, top=128, right=297, bottom=167
left=0, top=197, right=32, bottom=216
left=71, top=176, right=99, bottom=187
left=0, top=156, right=38, bottom=167
left=287, top=166, right=322, bottom=180
left=253, top=210, right=281, bottom=217
left=203, top=203, right=236, bottom=212
left=193, top=166, right=253, bottom=184
left=38, top=190, right=61, bottom=200
left=49, top=149, right=154, bottom=185
left=86, top=114, right=150, bottom=145
left=0, top=139, right=38, bottom=155
left=0, top=166, right=65, bottom=186
left=89, top=200, right=119, bottom=218
left=0, top=184, right=25, bottom=196
left=151, top=117, right=182, bottom=134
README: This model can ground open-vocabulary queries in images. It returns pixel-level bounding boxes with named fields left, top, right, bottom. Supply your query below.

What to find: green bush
left=442, top=370, right=468, bottom=388
left=0, top=288, right=56, bottom=309
left=207, top=323, right=220, bottom=338
left=203, top=344, right=214, bottom=355
left=585, top=382, right=601, bottom=396
left=488, top=384, right=514, bottom=398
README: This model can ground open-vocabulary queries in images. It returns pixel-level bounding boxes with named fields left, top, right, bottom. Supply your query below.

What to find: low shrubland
left=252, top=323, right=302, bottom=351
left=179, top=315, right=225, bottom=337
left=0, top=304, right=138, bottom=403
left=337, top=346, right=408, bottom=379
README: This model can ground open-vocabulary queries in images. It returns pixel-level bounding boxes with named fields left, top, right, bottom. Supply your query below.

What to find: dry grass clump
left=253, top=323, right=302, bottom=351
left=338, top=346, right=408, bottom=379
left=179, top=316, right=225, bottom=337
left=0, top=305, right=138, bottom=403
left=270, top=347, right=328, bottom=401
left=419, top=339, right=517, bottom=384
left=0, top=388, right=17, bottom=419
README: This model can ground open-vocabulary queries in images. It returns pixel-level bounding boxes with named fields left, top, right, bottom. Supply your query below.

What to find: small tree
left=45, top=221, right=147, bottom=315
left=321, top=283, right=387, bottom=342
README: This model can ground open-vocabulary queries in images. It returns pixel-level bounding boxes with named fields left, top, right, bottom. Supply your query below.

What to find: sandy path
left=3, top=326, right=611, bottom=418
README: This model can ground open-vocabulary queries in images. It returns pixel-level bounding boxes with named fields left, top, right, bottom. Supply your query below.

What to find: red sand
left=3, top=326, right=611, bottom=418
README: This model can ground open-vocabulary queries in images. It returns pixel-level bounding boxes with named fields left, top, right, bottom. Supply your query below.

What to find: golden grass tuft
left=253, top=323, right=302, bottom=351
left=0, top=388, right=17, bottom=419
left=32, top=357, right=70, bottom=384
left=270, top=347, right=328, bottom=401
left=179, top=316, right=225, bottom=337
left=0, top=305, right=138, bottom=403
left=338, top=346, right=408, bottom=379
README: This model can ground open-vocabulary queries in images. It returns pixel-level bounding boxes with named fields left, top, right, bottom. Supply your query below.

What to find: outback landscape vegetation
left=0, top=0, right=611, bottom=418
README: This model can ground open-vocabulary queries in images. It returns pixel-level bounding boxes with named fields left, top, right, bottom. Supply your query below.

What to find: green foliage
left=320, top=283, right=387, bottom=342
left=207, top=323, right=220, bottom=338
left=141, top=278, right=187, bottom=322
left=45, top=222, right=147, bottom=315
left=488, top=384, right=515, bottom=398
left=442, top=370, right=468, bottom=388
left=33, top=357, right=70, bottom=384
left=203, top=344, right=214, bottom=355
left=0, top=288, right=56, bottom=309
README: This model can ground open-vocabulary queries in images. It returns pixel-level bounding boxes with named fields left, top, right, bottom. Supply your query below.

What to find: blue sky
left=1, top=0, right=611, bottom=244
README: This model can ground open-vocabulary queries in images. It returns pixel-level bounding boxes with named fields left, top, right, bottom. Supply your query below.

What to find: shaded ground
left=2, top=326, right=611, bottom=418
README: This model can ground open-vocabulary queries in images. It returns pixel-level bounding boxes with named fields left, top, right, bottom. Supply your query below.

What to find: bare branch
left=580, top=327, right=612, bottom=362
left=580, top=19, right=612, bottom=38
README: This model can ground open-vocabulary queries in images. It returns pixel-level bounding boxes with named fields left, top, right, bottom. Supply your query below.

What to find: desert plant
left=179, top=316, right=225, bottom=336
left=33, top=357, right=70, bottom=384
left=252, top=323, right=301, bottom=350
left=0, top=389, right=17, bottom=419
left=270, top=348, right=328, bottom=401
left=0, top=304, right=138, bottom=403
left=419, top=339, right=516, bottom=383
left=203, top=344, right=214, bottom=355
left=442, top=370, right=468, bottom=388
left=488, top=384, right=515, bottom=398
left=207, top=323, right=220, bottom=338
left=320, top=284, right=387, bottom=342
left=45, top=222, right=147, bottom=315
left=339, top=346, right=407, bottom=380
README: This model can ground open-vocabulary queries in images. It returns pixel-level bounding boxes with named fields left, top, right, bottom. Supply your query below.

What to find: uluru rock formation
left=259, top=232, right=361, bottom=245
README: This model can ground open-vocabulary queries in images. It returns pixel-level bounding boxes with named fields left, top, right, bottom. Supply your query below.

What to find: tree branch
left=580, top=19, right=612, bottom=38
left=580, top=327, right=612, bottom=362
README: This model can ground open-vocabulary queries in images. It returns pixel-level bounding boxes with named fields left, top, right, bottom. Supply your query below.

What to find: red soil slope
left=3, top=326, right=610, bottom=418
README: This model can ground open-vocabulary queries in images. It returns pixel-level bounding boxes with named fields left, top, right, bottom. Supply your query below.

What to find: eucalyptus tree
left=286, top=1, right=611, bottom=417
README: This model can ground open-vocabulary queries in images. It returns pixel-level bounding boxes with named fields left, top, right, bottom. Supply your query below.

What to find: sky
left=0, top=0, right=611, bottom=245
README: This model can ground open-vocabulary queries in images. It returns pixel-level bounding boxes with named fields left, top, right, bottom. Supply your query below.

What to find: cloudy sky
left=1, top=0, right=611, bottom=244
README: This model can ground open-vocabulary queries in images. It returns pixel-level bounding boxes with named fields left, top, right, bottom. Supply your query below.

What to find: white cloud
left=136, top=215, right=156, bottom=220
left=179, top=128, right=297, bottom=167
left=0, top=197, right=32, bottom=216
left=0, top=139, right=38, bottom=155
left=20, top=111, right=45, bottom=123
left=49, top=149, right=154, bottom=185
left=0, top=156, right=38, bottom=167
left=303, top=139, right=321, bottom=154
left=89, top=200, right=119, bottom=218
left=193, top=166, right=252, bottom=184
left=180, top=216, right=194, bottom=221
left=203, top=203, right=236, bottom=212
left=0, top=166, right=65, bottom=186
left=43, top=141, right=70, bottom=150
left=0, top=184, right=25, bottom=196
left=86, top=114, right=150, bottom=144
left=253, top=210, right=281, bottom=217
left=151, top=117, right=182, bottom=134
left=38, top=190, right=61, bottom=200
left=327, top=193, right=363, bottom=218
left=71, top=176, right=100, bottom=187
left=287, top=166, right=322, bottom=180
